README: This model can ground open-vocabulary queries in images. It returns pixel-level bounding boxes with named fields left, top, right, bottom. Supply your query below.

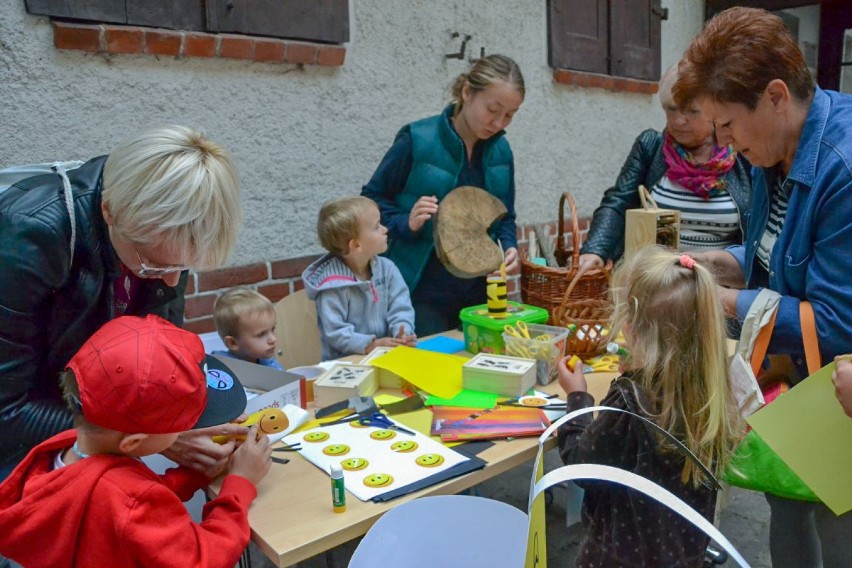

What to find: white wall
left=0, top=0, right=703, bottom=265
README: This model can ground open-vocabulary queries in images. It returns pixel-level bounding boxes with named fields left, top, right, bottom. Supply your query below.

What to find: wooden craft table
left=214, top=331, right=617, bottom=567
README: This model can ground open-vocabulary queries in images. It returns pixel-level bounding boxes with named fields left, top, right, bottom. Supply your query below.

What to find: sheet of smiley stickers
left=282, top=417, right=470, bottom=501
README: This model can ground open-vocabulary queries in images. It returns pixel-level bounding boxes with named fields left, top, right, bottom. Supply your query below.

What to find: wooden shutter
left=126, top=1, right=205, bottom=32
left=25, top=0, right=126, bottom=22
left=547, top=0, right=609, bottom=73
left=609, top=0, right=663, bottom=81
left=207, top=0, right=349, bottom=44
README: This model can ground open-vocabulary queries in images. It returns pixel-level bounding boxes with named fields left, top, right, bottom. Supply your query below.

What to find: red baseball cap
left=67, top=315, right=246, bottom=434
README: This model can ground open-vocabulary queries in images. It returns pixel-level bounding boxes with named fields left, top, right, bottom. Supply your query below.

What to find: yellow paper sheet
left=370, top=346, right=466, bottom=399
left=747, top=361, right=852, bottom=515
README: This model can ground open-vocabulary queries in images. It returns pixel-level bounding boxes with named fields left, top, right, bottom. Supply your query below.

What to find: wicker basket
left=520, top=192, right=612, bottom=359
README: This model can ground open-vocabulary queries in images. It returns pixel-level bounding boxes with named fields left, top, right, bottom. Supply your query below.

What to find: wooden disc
left=433, top=185, right=507, bottom=278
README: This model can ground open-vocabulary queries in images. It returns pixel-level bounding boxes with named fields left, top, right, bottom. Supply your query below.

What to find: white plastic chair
left=349, top=406, right=752, bottom=568
left=349, top=495, right=528, bottom=568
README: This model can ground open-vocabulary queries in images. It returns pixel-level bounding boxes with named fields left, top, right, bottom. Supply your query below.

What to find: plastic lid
left=330, top=464, right=343, bottom=478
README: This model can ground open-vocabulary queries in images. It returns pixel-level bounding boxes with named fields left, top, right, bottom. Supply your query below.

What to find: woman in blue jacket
left=362, top=55, right=525, bottom=336
left=676, top=8, right=852, bottom=567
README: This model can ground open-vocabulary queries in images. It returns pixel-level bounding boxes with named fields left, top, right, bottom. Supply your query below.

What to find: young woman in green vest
left=361, top=54, right=525, bottom=336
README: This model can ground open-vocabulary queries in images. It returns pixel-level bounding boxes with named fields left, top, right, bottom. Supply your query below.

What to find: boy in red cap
left=0, top=315, right=271, bottom=568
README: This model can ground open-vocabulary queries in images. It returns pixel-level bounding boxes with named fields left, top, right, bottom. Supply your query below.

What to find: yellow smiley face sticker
left=303, top=431, right=330, bottom=443
left=369, top=429, right=396, bottom=441
left=349, top=420, right=367, bottom=428
left=340, top=457, right=369, bottom=471
left=518, top=396, right=549, bottom=407
left=257, top=408, right=289, bottom=434
left=322, top=444, right=350, bottom=456
left=415, top=453, right=445, bottom=467
left=390, top=440, right=418, bottom=453
left=363, top=473, right=394, bottom=488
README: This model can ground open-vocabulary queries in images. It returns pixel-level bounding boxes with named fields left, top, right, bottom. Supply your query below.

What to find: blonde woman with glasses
left=0, top=125, right=244, bottom=480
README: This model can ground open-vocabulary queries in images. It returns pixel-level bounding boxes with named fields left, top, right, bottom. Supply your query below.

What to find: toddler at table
left=0, top=314, right=271, bottom=568
left=213, top=287, right=284, bottom=369
left=303, top=196, right=416, bottom=360
left=556, top=247, right=743, bottom=566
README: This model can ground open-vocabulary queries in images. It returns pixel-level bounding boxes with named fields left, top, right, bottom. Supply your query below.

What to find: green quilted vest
left=387, top=108, right=513, bottom=290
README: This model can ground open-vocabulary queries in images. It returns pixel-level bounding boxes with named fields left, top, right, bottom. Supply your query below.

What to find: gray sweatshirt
left=302, top=253, right=416, bottom=360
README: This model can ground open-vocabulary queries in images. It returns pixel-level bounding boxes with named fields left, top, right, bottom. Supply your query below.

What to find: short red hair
left=673, top=7, right=814, bottom=110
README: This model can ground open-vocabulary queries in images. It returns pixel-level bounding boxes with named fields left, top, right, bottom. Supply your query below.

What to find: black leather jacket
left=0, top=157, right=186, bottom=469
left=580, top=129, right=752, bottom=262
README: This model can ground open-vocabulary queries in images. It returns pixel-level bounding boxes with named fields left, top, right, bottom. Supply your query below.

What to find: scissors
left=358, top=412, right=417, bottom=436
left=503, top=321, right=532, bottom=339
left=585, top=354, right=620, bottom=373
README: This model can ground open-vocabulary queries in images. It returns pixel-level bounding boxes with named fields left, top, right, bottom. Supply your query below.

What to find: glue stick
left=330, top=464, right=346, bottom=513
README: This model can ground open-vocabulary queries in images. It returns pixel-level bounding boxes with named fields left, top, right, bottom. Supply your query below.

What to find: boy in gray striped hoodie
left=303, top=196, right=416, bottom=361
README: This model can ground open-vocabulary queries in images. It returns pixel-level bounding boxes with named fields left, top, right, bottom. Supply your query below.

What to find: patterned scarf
left=662, top=131, right=736, bottom=200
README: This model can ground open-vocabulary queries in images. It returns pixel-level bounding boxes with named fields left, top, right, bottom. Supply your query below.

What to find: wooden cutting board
left=434, top=185, right=507, bottom=278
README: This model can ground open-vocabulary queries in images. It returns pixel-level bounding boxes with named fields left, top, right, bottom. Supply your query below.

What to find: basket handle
left=638, top=185, right=659, bottom=210
left=554, top=262, right=612, bottom=324
left=556, top=192, right=581, bottom=267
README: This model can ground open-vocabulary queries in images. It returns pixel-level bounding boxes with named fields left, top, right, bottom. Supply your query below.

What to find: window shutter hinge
left=652, top=6, right=669, bottom=21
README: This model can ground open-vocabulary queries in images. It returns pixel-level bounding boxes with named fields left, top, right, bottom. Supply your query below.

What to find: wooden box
left=462, top=353, right=536, bottom=397
left=359, top=347, right=404, bottom=389
left=312, top=364, right=378, bottom=408
left=624, top=207, right=681, bottom=260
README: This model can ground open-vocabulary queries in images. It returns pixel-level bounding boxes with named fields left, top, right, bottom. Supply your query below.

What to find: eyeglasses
left=134, top=248, right=190, bottom=277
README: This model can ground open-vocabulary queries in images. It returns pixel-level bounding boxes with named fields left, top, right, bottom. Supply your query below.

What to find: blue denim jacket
left=728, top=88, right=852, bottom=363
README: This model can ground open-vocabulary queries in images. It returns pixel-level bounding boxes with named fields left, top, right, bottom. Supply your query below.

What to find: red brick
left=145, top=30, right=182, bottom=57
left=185, top=33, right=216, bottom=58
left=258, top=282, right=291, bottom=303
left=197, top=263, right=269, bottom=292
left=104, top=26, right=144, bottom=54
left=185, top=273, right=196, bottom=295
left=270, top=255, right=319, bottom=279
left=184, top=293, right=218, bottom=320
left=254, top=38, right=286, bottom=63
left=220, top=35, right=254, bottom=60
left=285, top=42, right=317, bottom=65
left=53, top=21, right=102, bottom=53
left=293, top=280, right=305, bottom=292
left=184, top=317, right=217, bottom=335
left=316, top=45, right=345, bottom=66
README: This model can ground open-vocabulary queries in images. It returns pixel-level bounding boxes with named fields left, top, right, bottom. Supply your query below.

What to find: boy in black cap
left=0, top=315, right=271, bottom=568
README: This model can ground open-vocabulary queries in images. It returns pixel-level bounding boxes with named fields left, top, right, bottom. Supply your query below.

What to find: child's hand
left=228, top=425, right=272, bottom=486
left=367, top=337, right=405, bottom=352
left=556, top=355, right=587, bottom=395
left=832, top=358, right=852, bottom=418
left=395, top=324, right=418, bottom=347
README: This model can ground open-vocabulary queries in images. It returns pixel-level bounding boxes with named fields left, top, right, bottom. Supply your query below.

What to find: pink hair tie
left=679, top=254, right=697, bottom=269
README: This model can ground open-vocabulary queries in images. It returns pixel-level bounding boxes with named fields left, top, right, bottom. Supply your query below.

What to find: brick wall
left=52, top=21, right=346, bottom=66
left=183, top=218, right=590, bottom=333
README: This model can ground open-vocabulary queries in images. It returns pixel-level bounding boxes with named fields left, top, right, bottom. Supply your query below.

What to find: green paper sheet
left=425, top=389, right=499, bottom=409
left=747, top=361, right=852, bottom=515
left=370, top=346, right=466, bottom=399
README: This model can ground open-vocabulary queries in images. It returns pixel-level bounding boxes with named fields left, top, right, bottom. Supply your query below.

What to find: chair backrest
left=274, top=289, right=321, bottom=369
left=349, top=406, right=752, bottom=568
left=348, top=495, right=528, bottom=568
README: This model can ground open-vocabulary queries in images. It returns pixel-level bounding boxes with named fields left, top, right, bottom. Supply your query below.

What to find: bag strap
left=799, top=301, right=820, bottom=375
left=750, top=301, right=820, bottom=377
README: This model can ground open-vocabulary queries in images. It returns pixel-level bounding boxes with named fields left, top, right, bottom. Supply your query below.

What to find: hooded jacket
left=0, top=430, right=256, bottom=568
left=0, top=157, right=186, bottom=471
left=302, top=254, right=415, bottom=360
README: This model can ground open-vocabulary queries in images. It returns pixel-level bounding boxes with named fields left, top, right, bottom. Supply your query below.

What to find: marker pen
left=330, top=464, right=346, bottom=513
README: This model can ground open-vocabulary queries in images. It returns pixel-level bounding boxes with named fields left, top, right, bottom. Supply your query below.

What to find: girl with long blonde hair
left=556, top=246, right=743, bottom=567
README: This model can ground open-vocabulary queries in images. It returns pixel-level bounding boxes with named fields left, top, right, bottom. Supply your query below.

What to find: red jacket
left=0, top=430, right=257, bottom=568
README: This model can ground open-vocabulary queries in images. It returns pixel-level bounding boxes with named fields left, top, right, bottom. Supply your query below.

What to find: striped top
left=756, top=177, right=789, bottom=273
left=651, top=176, right=741, bottom=252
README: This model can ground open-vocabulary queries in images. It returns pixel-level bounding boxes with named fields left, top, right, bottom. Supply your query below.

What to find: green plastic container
left=459, top=301, right=549, bottom=355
